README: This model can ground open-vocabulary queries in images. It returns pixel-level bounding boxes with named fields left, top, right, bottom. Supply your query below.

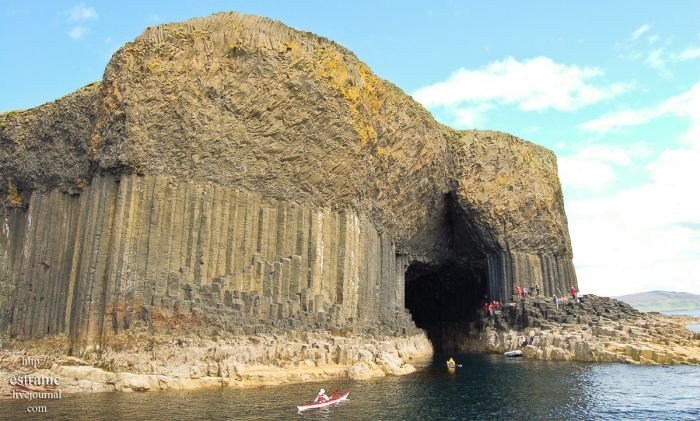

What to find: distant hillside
left=615, top=291, right=700, bottom=312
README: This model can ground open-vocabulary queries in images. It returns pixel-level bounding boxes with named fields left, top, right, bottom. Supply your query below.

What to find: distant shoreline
left=660, top=310, right=700, bottom=333
left=660, top=309, right=700, bottom=315
left=615, top=291, right=700, bottom=314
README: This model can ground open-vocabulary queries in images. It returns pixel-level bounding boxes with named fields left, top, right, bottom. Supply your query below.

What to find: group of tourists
left=514, top=284, right=540, bottom=300
left=511, top=284, right=582, bottom=310
left=552, top=286, right=580, bottom=309
left=483, top=285, right=583, bottom=320
left=482, top=299, right=502, bottom=316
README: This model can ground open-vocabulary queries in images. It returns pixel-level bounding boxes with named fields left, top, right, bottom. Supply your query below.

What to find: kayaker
left=447, top=357, right=456, bottom=367
left=314, top=389, right=329, bottom=403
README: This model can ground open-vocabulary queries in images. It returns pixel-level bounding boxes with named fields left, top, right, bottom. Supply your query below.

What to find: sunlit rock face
left=0, top=12, right=576, bottom=354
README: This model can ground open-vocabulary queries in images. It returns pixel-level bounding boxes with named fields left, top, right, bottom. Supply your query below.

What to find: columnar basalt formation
left=450, top=296, right=700, bottom=366
left=0, top=12, right=577, bottom=355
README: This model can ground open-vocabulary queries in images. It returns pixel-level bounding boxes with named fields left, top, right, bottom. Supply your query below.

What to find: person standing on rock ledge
left=553, top=295, right=559, bottom=310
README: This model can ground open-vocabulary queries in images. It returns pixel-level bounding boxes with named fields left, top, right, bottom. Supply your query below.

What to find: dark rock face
left=0, top=12, right=577, bottom=353
left=0, top=83, right=100, bottom=197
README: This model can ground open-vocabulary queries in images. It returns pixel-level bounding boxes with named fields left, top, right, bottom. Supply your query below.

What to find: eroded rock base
left=0, top=330, right=431, bottom=397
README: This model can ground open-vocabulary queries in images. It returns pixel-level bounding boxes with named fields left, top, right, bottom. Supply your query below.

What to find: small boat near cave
left=297, top=391, right=350, bottom=412
left=504, top=350, right=523, bottom=357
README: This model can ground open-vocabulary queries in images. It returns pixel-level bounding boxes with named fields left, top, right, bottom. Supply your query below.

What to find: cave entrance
left=405, top=259, right=486, bottom=352
left=404, top=192, right=489, bottom=352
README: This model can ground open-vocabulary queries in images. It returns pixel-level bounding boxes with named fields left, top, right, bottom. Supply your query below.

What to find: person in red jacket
left=570, top=286, right=577, bottom=299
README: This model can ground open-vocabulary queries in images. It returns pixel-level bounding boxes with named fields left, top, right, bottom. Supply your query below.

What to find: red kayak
left=296, top=391, right=349, bottom=411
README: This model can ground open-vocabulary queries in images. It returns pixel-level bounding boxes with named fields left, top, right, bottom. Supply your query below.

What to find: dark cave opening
left=404, top=192, right=489, bottom=352
left=405, top=259, right=487, bottom=352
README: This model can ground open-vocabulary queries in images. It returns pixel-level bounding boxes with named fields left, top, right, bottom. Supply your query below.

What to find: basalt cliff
left=1, top=12, right=578, bottom=384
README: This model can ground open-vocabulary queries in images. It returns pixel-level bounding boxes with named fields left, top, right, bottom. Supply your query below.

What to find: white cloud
left=66, top=4, right=98, bottom=22
left=578, top=109, right=658, bottom=133
left=68, top=26, right=89, bottom=40
left=623, top=27, right=700, bottom=74
left=645, top=48, right=671, bottom=76
left=569, top=83, right=700, bottom=295
left=62, top=4, right=97, bottom=40
left=631, top=24, right=651, bottom=41
left=412, top=57, right=629, bottom=114
left=451, top=104, right=493, bottom=128
left=559, top=156, right=617, bottom=192
left=558, top=145, right=631, bottom=191
left=570, top=158, right=700, bottom=296
left=577, top=145, right=631, bottom=165
left=579, top=83, right=700, bottom=134
left=675, top=47, right=700, bottom=61
left=453, top=109, right=480, bottom=128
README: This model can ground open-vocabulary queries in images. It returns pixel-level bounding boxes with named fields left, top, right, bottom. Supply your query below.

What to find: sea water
left=3, top=353, right=699, bottom=420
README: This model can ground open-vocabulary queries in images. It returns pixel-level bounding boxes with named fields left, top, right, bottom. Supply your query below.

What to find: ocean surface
left=3, top=353, right=699, bottom=420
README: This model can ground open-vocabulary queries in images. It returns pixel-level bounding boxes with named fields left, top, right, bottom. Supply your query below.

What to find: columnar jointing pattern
left=486, top=251, right=577, bottom=302
left=0, top=175, right=412, bottom=353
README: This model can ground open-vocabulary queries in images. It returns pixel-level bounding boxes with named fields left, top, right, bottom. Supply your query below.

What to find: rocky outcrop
left=0, top=331, right=431, bottom=396
left=449, top=295, right=700, bottom=366
left=1, top=12, right=576, bottom=356
left=0, top=83, right=100, bottom=197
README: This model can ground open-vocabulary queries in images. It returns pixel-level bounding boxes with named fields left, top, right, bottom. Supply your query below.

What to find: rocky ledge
left=453, top=295, right=700, bottom=365
left=0, top=330, right=431, bottom=397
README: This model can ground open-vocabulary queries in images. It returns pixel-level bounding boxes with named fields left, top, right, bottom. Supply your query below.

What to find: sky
left=1, top=1, right=699, bottom=296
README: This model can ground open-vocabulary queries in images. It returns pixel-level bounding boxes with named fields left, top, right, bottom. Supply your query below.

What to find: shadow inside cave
left=405, top=258, right=487, bottom=352
left=404, top=192, right=490, bottom=353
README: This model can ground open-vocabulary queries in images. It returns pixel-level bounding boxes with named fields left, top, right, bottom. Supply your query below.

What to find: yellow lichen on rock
left=146, top=58, right=162, bottom=74
left=6, top=179, right=22, bottom=206
left=314, top=48, right=383, bottom=146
